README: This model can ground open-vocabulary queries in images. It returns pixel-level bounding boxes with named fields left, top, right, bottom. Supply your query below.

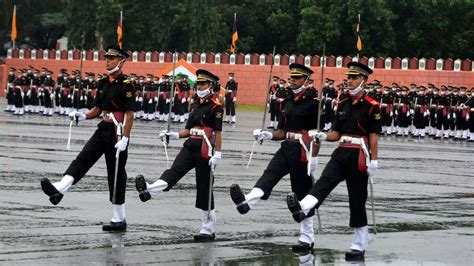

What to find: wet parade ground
left=0, top=100, right=473, bottom=265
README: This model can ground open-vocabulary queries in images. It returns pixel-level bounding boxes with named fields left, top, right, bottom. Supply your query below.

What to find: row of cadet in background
left=4, top=66, right=474, bottom=142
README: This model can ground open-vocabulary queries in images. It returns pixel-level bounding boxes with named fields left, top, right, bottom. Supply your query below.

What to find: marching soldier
left=40, top=45, right=135, bottom=232
left=396, top=86, right=411, bottom=136
left=5, top=67, right=16, bottom=112
left=322, top=79, right=337, bottom=131
left=426, top=86, right=438, bottom=136
left=173, top=73, right=190, bottom=123
left=229, top=63, right=320, bottom=253
left=135, top=69, right=223, bottom=242
left=157, top=75, right=171, bottom=122
left=286, top=62, right=381, bottom=262
left=13, top=69, right=26, bottom=115
left=466, top=87, right=474, bottom=142
left=380, top=86, right=394, bottom=135
left=42, top=70, right=55, bottom=116
left=412, top=86, right=429, bottom=137
left=454, top=87, right=469, bottom=140
left=142, top=74, right=156, bottom=121
left=224, top=72, right=238, bottom=123
left=434, top=86, right=450, bottom=139
left=447, top=87, right=457, bottom=138
left=268, top=76, right=281, bottom=129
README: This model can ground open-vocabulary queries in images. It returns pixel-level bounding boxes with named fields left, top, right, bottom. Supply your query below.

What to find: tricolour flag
left=117, top=11, right=123, bottom=48
left=356, top=14, right=362, bottom=52
left=11, top=5, right=17, bottom=42
left=230, top=13, right=238, bottom=53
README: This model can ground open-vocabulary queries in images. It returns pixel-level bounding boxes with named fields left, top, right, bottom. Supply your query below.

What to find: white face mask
left=88, top=78, right=93, bottom=82
left=401, top=92, right=407, bottom=96
left=291, top=86, right=305, bottom=94
left=440, top=91, right=445, bottom=95
left=229, top=76, right=233, bottom=80
left=196, top=88, right=211, bottom=98
left=107, top=59, right=125, bottom=75
left=273, top=81, right=277, bottom=85
left=46, top=75, right=51, bottom=78
left=146, top=78, right=151, bottom=82
left=433, top=91, right=438, bottom=95
left=471, top=92, right=474, bottom=97
left=349, top=80, right=365, bottom=96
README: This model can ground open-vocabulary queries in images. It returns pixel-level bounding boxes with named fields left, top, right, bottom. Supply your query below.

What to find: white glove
left=68, top=111, right=86, bottom=123
left=159, top=130, right=179, bottom=141
left=154, top=97, right=159, bottom=102
left=447, top=114, right=451, bottom=119
left=309, top=157, right=318, bottom=175
left=114, top=137, right=129, bottom=152
left=435, top=113, right=437, bottom=119
left=406, top=111, right=411, bottom=117
left=390, top=111, right=393, bottom=117
left=308, top=130, right=327, bottom=142
left=181, top=98, right=186, bottom=103
left=367, top=160, right=378, bottom=179
left=80, top=96, right=84, bottom=101
left=148, top=99, right=152, bottom=104
left=409, top=109, right=414, bottom=115
left=27, top=90, right=31, bottom=97
left=166, top=99, right=170, bottom=104
left=67, top=94, right=71, bottom=99
left=135, top=96, right=139, bottom=102
left=138, top=97, right=143, bottom=102
left=395, top=110, right=398, bottom=116
left=467, top=113, right=470, bottom=121
left=453, top=113, right=456, bottom=120
left=21, top=91, right=24, bottom=97
left=208, top=151, right=222, bottom=170
left=266, top=103, right=270, bottom=110
left=233, top=97, right=236, bottom=102
left=253, top=129, right=273, bottom=141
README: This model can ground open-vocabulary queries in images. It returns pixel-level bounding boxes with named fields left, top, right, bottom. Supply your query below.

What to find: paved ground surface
left=0, top=100, right=473, bottom=265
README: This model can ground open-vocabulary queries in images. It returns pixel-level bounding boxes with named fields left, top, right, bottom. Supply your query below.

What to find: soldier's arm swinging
left=214, top=131, right=222, bottom=152
left=177, top=129, right=190, bottom=138
left=85, top=106, right=102, bottom=119
left=270, top=129, right=286, bottom=140
left=368, top=133, right=378, bottom=160
left=123, top=110, right=134, bottom=138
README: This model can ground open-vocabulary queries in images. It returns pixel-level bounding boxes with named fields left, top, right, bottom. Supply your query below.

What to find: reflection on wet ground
left=0, top=101, right=473, bottom=265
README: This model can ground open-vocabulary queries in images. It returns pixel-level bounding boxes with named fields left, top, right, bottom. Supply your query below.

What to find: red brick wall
left=2, top=58, right=474, bottom=103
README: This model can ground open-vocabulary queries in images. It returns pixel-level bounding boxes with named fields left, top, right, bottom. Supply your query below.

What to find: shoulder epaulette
left=364, top=95, right=378, bottom=105
left=123, top=79, right=130, bottom=84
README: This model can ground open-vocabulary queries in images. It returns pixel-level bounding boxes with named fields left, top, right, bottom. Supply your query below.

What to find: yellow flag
left=356, top=14, right=362, bottom=52
left=11, top=6, right=17, bottom=41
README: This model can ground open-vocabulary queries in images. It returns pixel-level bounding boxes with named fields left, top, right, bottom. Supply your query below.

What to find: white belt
left=340, top=136, right=364, bottom=145
left=287, top=132, right=312, bottom=176
left=471, top=108, right=474, bottom=111
left=399, top=103, right=405, bottom=106
left=190, top=128, right=213, bottom=157
left=103, top=112, right=126, bottom=137
left=226, top=90, right=233, bottom=93
left=190, top=128, right=206, bottom=136
left=340, top=136, right=370, bottom=168
left=286, top=132, right=303, bottom=140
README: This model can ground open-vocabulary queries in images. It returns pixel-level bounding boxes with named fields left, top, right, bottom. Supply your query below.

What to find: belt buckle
left=342, top=137, right=351, bottom=143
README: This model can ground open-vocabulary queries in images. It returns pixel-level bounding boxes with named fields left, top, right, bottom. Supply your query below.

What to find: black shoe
left=345, top=249, right=365, bottom=261
left=291, top=241, right=314, bottom=253
left=102, top=219, right=127, bottom=232
left=286, top=193, right=305, bottom=223
left=230, top=184, right=250, bottom=214
left=40, top=178, right=63, bottom=205
left=193, top=233, right=215, bottom=242
left=135, top=174, right=151, bottom=202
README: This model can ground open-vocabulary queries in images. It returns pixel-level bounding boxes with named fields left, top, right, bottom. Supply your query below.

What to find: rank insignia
left=126, top=91, right=132, bottom=98
left=374, top=113, right=381, bottom=120
left=215, top=112, right=222, bottom=119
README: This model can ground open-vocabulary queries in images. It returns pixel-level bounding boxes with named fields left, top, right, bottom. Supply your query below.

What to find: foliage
left=0, top=0, right=472, bottom=58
